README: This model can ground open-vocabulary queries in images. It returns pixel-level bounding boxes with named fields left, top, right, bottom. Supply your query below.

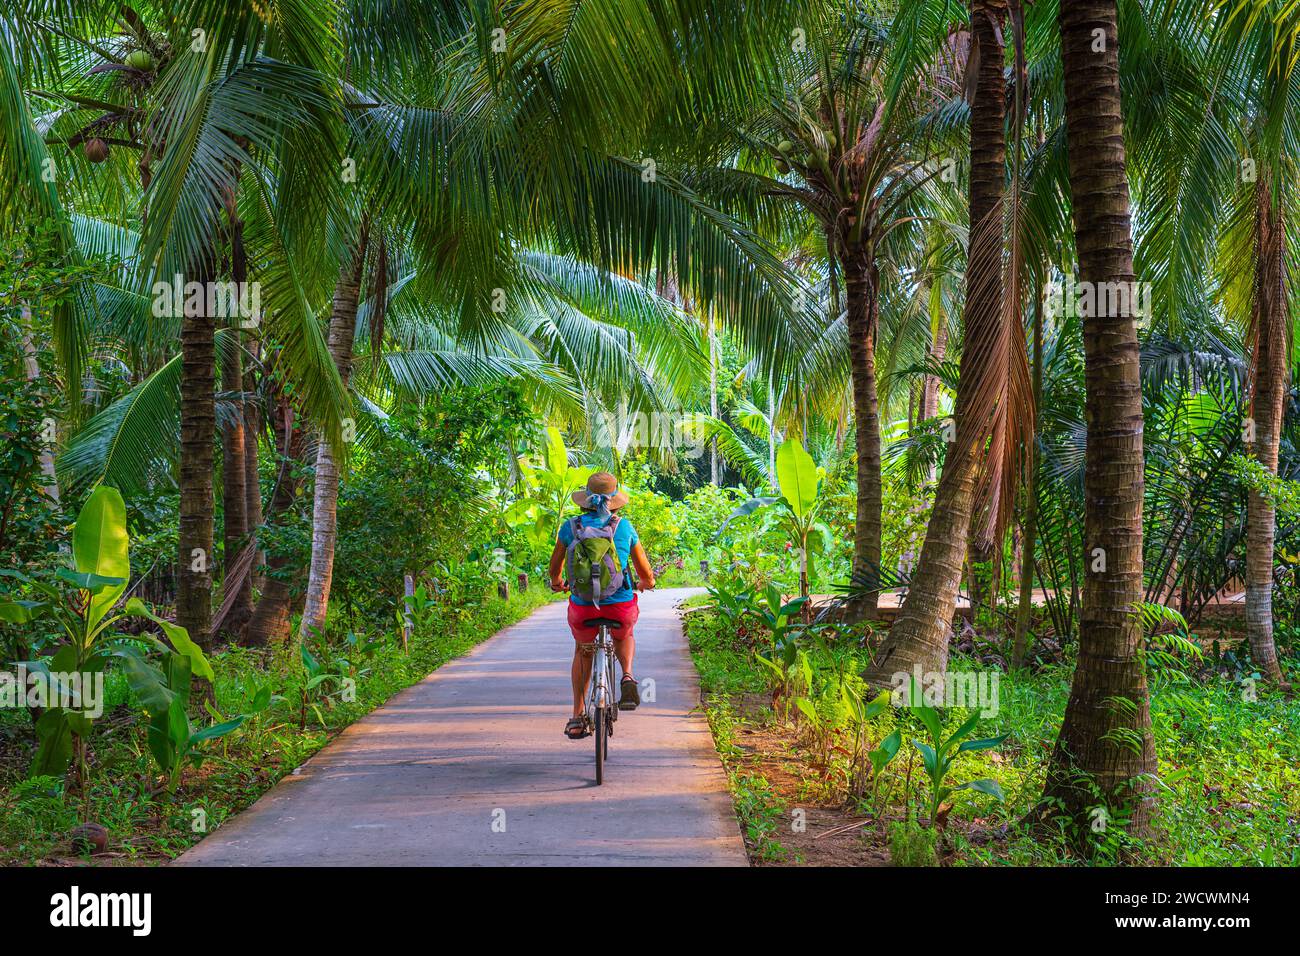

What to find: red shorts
left=568, top=595, right=639, bottom=643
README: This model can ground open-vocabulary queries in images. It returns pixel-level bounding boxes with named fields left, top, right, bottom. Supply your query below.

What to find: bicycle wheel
left=593, top=706, right=604, bottom=785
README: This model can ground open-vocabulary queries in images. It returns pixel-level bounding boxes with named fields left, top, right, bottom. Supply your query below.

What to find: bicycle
left=582, top=616, right=623, bottom=785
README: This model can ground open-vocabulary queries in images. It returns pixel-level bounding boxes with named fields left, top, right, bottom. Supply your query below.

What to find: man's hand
left=637, top=575, right=655, bottom=591
left=549, top=577, right=568, bottom=593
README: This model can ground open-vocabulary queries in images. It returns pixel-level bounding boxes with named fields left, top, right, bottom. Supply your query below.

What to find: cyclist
left=548, top=472, right=655, bottom=739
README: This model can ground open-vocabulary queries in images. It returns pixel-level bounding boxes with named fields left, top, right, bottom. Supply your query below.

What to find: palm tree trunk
left=709, top=307, right=720, bottom=484
left=844, top=247, right=882, bottom=618
left=178, top=259, right=216, bottom=651
left=243, top=391, right=307, bottom=646
left=1039, top=0, right=1156, bottom=838
left=862, top=0, right=1006, bottom=688
left=922, top=320, right=947, bottom=421
left=219, top=206, right=252, bottom=638
left=219, top=332, right=251, bottom=636
left=1245, top=178, right=1291, bottom=688
left=20, top=305, right=59, bottom=508
left=299, top=234, right=369, bottom=638
left=243, top=347, right=264, bottom=592
left=767, top=367, right=777, bottom=486
left=1012, top=290, right=1044, bottom=666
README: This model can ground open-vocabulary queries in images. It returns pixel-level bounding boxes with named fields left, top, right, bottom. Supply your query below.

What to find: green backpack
left=564, top=514, right=625, bottom=606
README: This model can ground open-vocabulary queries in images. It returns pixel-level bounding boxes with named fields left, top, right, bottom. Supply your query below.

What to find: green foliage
left=905, top=678, right=1007, bottom=827
left=0, top=323, right=61, bottom=571
left=513, top=426, right=596, bottom=543
left=716, top=440, right=837, bottom=599
left=334, top=384, right=531, bottom=624
left=754, top=582, right=808, bottom=665
left=111, top=630, right=244, bottom=793
left=614, top=460, right=680, bottom=565
left=0, top=582, right=552, bottom=863
left=0, top=226, right=71, bottom=579
left=888, top=817, right=938, bottom=867
left=731, top=773, right=791, bottom=862
left=1, top=487, right=231, bottom=791
left=705, top=575, right=754, bottom=631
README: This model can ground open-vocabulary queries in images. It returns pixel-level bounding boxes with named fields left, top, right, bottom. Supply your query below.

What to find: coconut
left=775, top=158, right=790, bottom=175
left=826, top=132, right=837, bottom=148
left=125, top=49, right=154, bottom=71
left=83, top=138, right=110, bottom=163
left=70, top=822, right=110, bottom=855
left=777, top=140, right=793, bottom=155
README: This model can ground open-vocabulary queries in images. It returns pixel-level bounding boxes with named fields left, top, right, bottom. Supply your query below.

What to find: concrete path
left=175, top=588, right=746, bottom=867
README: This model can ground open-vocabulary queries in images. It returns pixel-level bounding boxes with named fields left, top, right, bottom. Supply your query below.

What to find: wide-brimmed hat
left=571, top=471, right=629, bottom=512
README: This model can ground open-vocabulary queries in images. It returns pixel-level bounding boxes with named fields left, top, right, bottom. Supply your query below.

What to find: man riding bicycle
left=549, top=472, right=655, bottom=740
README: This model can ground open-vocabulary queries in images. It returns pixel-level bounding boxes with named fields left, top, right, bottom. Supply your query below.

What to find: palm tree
left=299, top=224, right=370, bottom=638
left=1037, top=0, right=1156, bottom=838
left=679, top=3, right=954, bottom=617
left=7, top=2, right=353, bottom=651
left=1208, top=3, right=1298, bottom=689
left=865, top=0, right=1033, bottom=688
left=291, top=0, right=822, bottom=636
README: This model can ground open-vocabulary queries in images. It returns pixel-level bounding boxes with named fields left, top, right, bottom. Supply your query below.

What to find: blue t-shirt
left=558, top=513, right=639, bottom=605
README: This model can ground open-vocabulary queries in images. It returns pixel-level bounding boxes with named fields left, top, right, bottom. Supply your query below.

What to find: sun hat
left=571, top=472, right=629, bottom=517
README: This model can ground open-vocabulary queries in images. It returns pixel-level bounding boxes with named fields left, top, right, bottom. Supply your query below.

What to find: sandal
left=565, top=716, right=590, bottom=739
left=618, top=675, right=640, bottom=711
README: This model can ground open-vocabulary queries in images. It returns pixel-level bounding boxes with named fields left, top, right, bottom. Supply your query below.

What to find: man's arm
left=548, top=540, right=567, bottom=591
left=630, top=542, right=655, bottom=590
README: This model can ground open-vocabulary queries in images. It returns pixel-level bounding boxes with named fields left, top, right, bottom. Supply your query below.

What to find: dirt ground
left=720, top=695, right=1006, bottom=867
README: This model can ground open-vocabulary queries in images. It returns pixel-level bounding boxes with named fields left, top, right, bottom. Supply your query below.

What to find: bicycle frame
left=586, top=627, right=618, bottom=716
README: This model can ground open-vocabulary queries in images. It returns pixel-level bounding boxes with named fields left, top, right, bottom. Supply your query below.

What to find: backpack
left=565, top=514, right=625, bottom=606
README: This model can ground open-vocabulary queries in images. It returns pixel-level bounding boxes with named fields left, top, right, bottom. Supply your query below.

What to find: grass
left=0, top=586, right=557, bottom=865
left=685, top=606, right=1300, bottom=866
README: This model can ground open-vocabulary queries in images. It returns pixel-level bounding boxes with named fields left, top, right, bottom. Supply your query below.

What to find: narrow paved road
left=176, top=588, right=746, bottom=866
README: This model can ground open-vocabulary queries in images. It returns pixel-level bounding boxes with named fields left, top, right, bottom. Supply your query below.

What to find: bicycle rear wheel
left=594, top=706, right=604, bottom=785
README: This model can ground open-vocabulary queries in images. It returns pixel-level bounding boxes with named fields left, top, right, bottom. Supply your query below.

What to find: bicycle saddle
left=587, top=617, right=623, bottom=629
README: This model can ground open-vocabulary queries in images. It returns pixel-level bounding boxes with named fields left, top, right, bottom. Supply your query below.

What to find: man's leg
left=614, top=596, right=641, bottom=709
left=571, top=644, right=593, bottom=718
left=615, top=636, right=635, bottom=681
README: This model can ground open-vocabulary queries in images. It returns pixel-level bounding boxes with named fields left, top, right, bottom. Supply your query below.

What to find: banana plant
left=718, top=439, right=830, bottom=606
left=867, top=728, right=904, bottom=813
left=755, top=641, right=813, bottom=721
left=1, top=486, right=129, bottom=784
left=299, top=643, right=352, bottom=730
left=509, top=426, right=595, bottom=547
left=839, top=686, right=900, bottom=802
left=0, top=486, right=234, bottom=791
left=752, top=582, right=809, bottom=714
left=755, top=582, right=807, bottom=658
left=704, top=575, right=754, bottom=631
left=907, top=678, right=1007, bottom=827
left=108, top=600, right=242, bottom=793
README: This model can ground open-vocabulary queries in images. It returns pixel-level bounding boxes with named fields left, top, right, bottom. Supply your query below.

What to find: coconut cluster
left=74, top=40, right=165, bottom=166
left=773, top=124, right=838, bottom=175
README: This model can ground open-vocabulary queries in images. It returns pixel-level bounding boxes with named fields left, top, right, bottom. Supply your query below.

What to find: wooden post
left=517, top=572, right=528, bottom=592
left=700, top=559, right=709, bottom=578
left=497, top=580, right=509, bottom=600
